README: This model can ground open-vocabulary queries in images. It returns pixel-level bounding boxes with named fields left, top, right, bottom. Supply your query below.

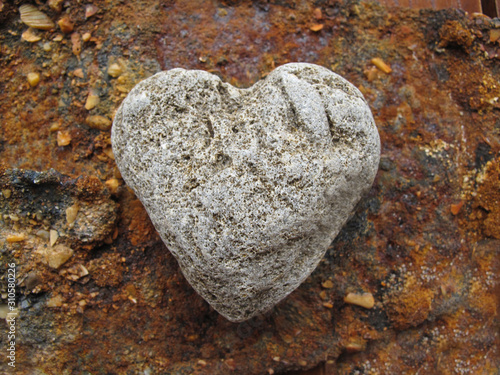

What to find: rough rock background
left=0, top=0, right=499, bottom=374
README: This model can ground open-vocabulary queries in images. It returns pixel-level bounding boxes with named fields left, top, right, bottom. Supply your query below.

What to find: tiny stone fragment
left=57, top=16, right=74, bottom=34
left=49, top=229, right=59, bottom=246
left=310, top=24, right=324, bottom=32
left=344, top=292, right=375, bottom=309
left=77, top=264, right=89, bottom=277
left=36, top=229, right=50, bottom=240
left=450, top=201, right=463, bottom=215
left=57, top=131, right=71, bottom=146
left=66, top=203, right=80, bottom=224
left=345, top=338, right=367, bottom=352
left=82, top=32, right=91, bottom=42
left=46, top=294, right=64, bottom=307
left=102, top=148, right=115, bottom=160
left=490, top=29, right=500, bottom=43
left=108, top=63, right=122, bottom=78
left=42, top=244, right=74, bottom=269
left=105, top=178, right=119, bottom=194
left=27, top=72, right=40, bottom=87
left=86, top=115, right=112, bottom=130
left=85, top=94, right=100, bottom=110
left=85, top=4, right=98, bottom=18
left=313, top=8, right=322, bottom=19
left=2, top=189, right=11, bottom=198
left=371, top=57, right=392, bottom=74
left=71, top=32, right=81, bottom=56
left=48, top=0, right=64, bottom=12
left=49, top=122, right=60, bottom=132
left=6, top=234, right=25, bottom=243
left=64, top=264, right=89, bottom=280
left=24, top=272, right=42, bottom=290
left=73, top=68, right=84, bottom=79
left=21, top=28, right=41, bottom=42
left=321, top=280, right=334, bottom=289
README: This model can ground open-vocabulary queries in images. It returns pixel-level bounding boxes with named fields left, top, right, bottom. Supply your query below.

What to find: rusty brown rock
left=0, top=1, right=498, bottom=374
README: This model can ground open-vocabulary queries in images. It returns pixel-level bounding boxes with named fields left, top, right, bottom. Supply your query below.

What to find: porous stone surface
left=111, top=63, right=380, bottom=322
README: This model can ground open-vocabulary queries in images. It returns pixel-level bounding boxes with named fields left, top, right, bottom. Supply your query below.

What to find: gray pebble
left=112, top=63, right=380, bottom=322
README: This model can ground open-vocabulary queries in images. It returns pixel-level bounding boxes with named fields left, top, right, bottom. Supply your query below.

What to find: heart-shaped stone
left=111, top=63, right=380, bottom=322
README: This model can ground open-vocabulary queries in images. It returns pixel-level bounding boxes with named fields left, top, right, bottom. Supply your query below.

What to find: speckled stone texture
left=112, top=63, right=380, bottom=321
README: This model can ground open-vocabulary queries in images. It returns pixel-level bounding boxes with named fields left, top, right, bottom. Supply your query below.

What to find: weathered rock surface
left=1, top=1, right=499, bottom=374
left=0, top=168, right=117, bottom=247
left=112, top=63, right=380, bottom=321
